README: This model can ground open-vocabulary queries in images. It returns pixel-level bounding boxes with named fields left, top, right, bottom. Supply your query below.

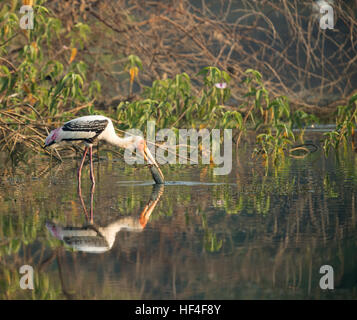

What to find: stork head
left=133, top=136, right=164, bottom=184
left=44, top=128, right=60, bottom=148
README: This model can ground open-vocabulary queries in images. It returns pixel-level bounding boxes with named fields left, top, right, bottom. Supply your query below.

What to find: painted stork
left=44, top=115, right=164, bottom=184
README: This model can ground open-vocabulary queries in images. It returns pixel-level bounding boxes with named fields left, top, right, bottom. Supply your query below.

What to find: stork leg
left=90, top=181, right=95, bottom=223
left=89, top=146, right=95, bottom=186
left=89, top=146, right=95, bottom=223
left=78, top=147, right=89, bottom=192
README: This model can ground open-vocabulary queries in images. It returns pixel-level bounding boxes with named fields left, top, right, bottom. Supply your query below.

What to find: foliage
left=116, top=68, right=242, bottom=133
left=0, top=1, right=100, bottom=155
left=323, top=94, right=357, bottom=155
left=238, top=70, right=316, bottom=163
left=0, top=1, right=355, bottom=164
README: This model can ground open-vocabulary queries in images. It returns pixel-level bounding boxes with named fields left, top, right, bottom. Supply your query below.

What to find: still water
left=0, top=133, right=357, bottom=299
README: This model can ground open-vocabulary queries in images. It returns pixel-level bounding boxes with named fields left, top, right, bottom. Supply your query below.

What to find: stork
left=44, top=115, right=164, bottom=185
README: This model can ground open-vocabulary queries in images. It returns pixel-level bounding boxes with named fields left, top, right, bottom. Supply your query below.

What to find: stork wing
left=62, top=118, right=109, bottom=134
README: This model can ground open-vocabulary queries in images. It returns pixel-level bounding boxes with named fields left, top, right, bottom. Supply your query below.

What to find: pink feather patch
left=45, top=128, right=60, bottom=145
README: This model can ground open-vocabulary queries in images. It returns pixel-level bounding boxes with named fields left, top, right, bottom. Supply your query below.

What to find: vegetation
left=0, top=0, right=356, bottom=164
left=323, top=94, right=357, bottom=155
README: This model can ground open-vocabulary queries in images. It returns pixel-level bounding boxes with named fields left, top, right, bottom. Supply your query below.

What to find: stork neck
left=106, top=133, right=134, bottom=149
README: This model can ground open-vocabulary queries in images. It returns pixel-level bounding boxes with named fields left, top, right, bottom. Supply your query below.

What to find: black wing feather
left=62, top=119, right=108, bottom=134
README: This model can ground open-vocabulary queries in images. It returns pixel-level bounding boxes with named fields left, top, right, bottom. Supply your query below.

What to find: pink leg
left=89, top=146, right=95, bottom=186
left=78, top=147, right=88, bottom=191
left=90, top=182, right=95, bottom=224
left=89, top=146, right=95, bottom=223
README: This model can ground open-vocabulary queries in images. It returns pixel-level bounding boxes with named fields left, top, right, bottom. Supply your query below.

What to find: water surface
left=0, top=134, right=357, bottom=299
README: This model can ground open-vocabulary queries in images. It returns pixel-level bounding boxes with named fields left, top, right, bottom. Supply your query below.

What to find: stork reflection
left=46, top=183, right=164, bottom=253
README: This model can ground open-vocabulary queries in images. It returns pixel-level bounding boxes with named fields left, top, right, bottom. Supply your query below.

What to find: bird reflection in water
left=46, top=183, right=164, bottom=253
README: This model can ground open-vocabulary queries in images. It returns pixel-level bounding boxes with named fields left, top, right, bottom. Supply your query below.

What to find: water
left=0, top=133, right=357, bottom=299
